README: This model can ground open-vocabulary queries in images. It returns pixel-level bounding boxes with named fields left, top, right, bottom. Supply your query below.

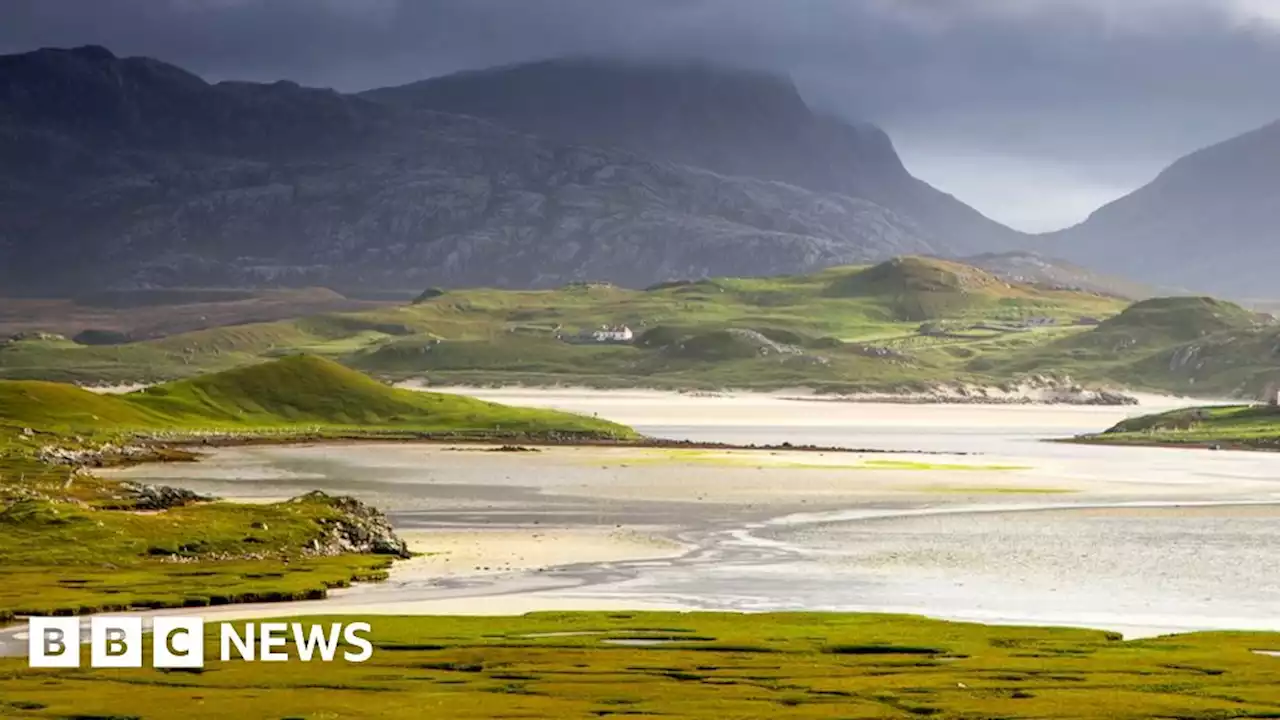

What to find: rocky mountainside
left=365, top=58, right=1024, bottom=257
left=0, top=47, right=1019, bottom=295
left=1047, top=120, right=1280, bottom=298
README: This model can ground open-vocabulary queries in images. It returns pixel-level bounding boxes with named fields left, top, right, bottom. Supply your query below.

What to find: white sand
left=396, top=527, right=688, bottom=578
left=410, top=384, right=1203, bottom=429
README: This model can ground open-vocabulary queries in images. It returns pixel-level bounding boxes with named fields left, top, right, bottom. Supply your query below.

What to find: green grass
left=1, top=612, right=1277, bottom=719
left=9, top=258, right=1277, bottom=398
left=1, top=257, right=1130, bottom=393
left=0, top=357, right=636, bottom=620
left=1, top=355, right=634, bottom=440
left=984, top=297, right=1279, bottom=397
left=1078, top=404, right=1280, bottom=450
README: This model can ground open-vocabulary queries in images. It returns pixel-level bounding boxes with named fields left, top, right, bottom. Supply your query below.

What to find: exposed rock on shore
left=119, top=482, right=211, bottom=510
left=807, top=376, right=1139, bottom=406
left=296, top=491, right=412, bottom=559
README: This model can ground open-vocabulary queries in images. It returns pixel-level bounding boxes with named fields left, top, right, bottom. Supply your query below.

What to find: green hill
left=1083, top=297, right=1262, bottom=346
left=0, top=257, right=1131, bottom=393
left=983, top=296, right=1277, bottom=396
left=826, top=257, right=1033, bottom=321
left=0, top=380, right=166, bottom=430
left=1, top=355, right=633, bottom=439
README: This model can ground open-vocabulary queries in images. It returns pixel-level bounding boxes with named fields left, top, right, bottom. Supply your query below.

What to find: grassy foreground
left=1, top=613, right=1278, bottom=719
left=1077, top=404, right=1280, bottom=450
left=0, top=356, right=633, bottom=621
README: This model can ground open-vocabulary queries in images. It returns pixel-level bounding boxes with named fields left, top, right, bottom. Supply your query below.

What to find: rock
left=119, top=482, right=212, bottom=510
left=6, top=331, right=66, bottom=343
left=292, top=491, right=411, bottom=559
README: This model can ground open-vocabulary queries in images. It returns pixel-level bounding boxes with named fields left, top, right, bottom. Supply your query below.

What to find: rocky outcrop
left=295, top=491, right=411, bottom=559
left=0, top=47, right=1015, bottom=295
left=37, top=443, right=156, bottom=466
left=118, top=481, right=211, bottom=510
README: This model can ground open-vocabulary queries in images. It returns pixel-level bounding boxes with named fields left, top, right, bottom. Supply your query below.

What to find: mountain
left=364, top=58, right=1024, bottom=256
left=1048, top=120, right=1280, bottom=298
left=0, top=47, right=1018, bottom=295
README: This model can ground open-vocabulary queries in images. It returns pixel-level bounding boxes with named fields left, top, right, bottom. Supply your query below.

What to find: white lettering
left=259, top=622, right=289, bottom=662
left=342, top=622, right=373, bottom=663
left=220, top=623, right=254, bottom=662
left=291, top=623, right=342, bottom=662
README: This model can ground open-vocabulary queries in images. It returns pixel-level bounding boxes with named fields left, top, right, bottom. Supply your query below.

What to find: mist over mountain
left=0, top=47, right=1025, bottom=295
left=1048, top=120, right=1280, bottom=298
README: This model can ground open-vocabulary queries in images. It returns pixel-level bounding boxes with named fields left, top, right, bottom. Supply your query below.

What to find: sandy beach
left=397, top=527, right=689, bottom=577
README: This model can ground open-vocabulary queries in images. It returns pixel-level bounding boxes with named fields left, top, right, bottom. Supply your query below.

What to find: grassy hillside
left=825, top=256, right=1034, bottom=321
left=1, top=257, right=1132, bottom=394
left=0, top=357, right=634, bottom=620
left=0, top=355, right=631, bottom=439
left=985, top=296, right=1279, bottom=397
left=1078, top=403, right=1280, bottom=450
left=2, top=612, right=1278, bottom=719
left=8, top=258, right=1279, bottom=398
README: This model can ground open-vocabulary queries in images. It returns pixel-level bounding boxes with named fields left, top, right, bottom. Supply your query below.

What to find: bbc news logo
left=28, top=617, right=373, bottom=668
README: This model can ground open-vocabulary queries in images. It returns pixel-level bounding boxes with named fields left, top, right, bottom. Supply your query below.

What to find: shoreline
left=404, top=381, right=1219, bottom=408
left=77, top=375, right=1223, bottom=407
left=1064, top=435, right=1280, bottom=453
left=102, top=430, right=976, bottom=466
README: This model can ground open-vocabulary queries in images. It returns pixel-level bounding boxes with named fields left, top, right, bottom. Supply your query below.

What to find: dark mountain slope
left=0, top=48, right=1011, bottom=295
left=1048, top=120, right=1280, bottom=298
left=364, top=58, right=1025, bottom=256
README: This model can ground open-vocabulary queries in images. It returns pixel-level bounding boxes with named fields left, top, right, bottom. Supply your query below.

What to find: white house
left=591, top=325, right=633, bottom=343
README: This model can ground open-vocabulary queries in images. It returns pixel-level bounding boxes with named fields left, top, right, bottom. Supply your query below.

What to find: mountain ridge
left=1047, top=118, right=1280, bottom=297
left=364, top=56, right=1024, bottom=256
left=0, top=47, right=1023, bottom=295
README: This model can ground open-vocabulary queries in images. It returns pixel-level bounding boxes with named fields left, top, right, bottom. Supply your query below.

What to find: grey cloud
left=2, top=0, right=1279, bottom=231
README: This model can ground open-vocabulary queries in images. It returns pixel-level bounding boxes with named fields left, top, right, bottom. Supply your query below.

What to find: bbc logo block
left=28, top=617, right=81, bottom=668
left=29, top=616, right=204, bottom=669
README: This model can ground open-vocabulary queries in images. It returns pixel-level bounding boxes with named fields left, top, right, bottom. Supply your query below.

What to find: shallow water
left=105, top=399, right=1280, bottom=636
left=588, top=503, right=1280, bottom=636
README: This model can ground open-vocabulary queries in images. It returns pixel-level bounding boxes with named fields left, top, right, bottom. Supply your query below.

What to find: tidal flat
left=93, top=390, right=1280, bottom=639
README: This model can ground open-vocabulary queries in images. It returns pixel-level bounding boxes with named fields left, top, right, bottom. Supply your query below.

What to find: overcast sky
left=4, top=0, right=1280, bottom=232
